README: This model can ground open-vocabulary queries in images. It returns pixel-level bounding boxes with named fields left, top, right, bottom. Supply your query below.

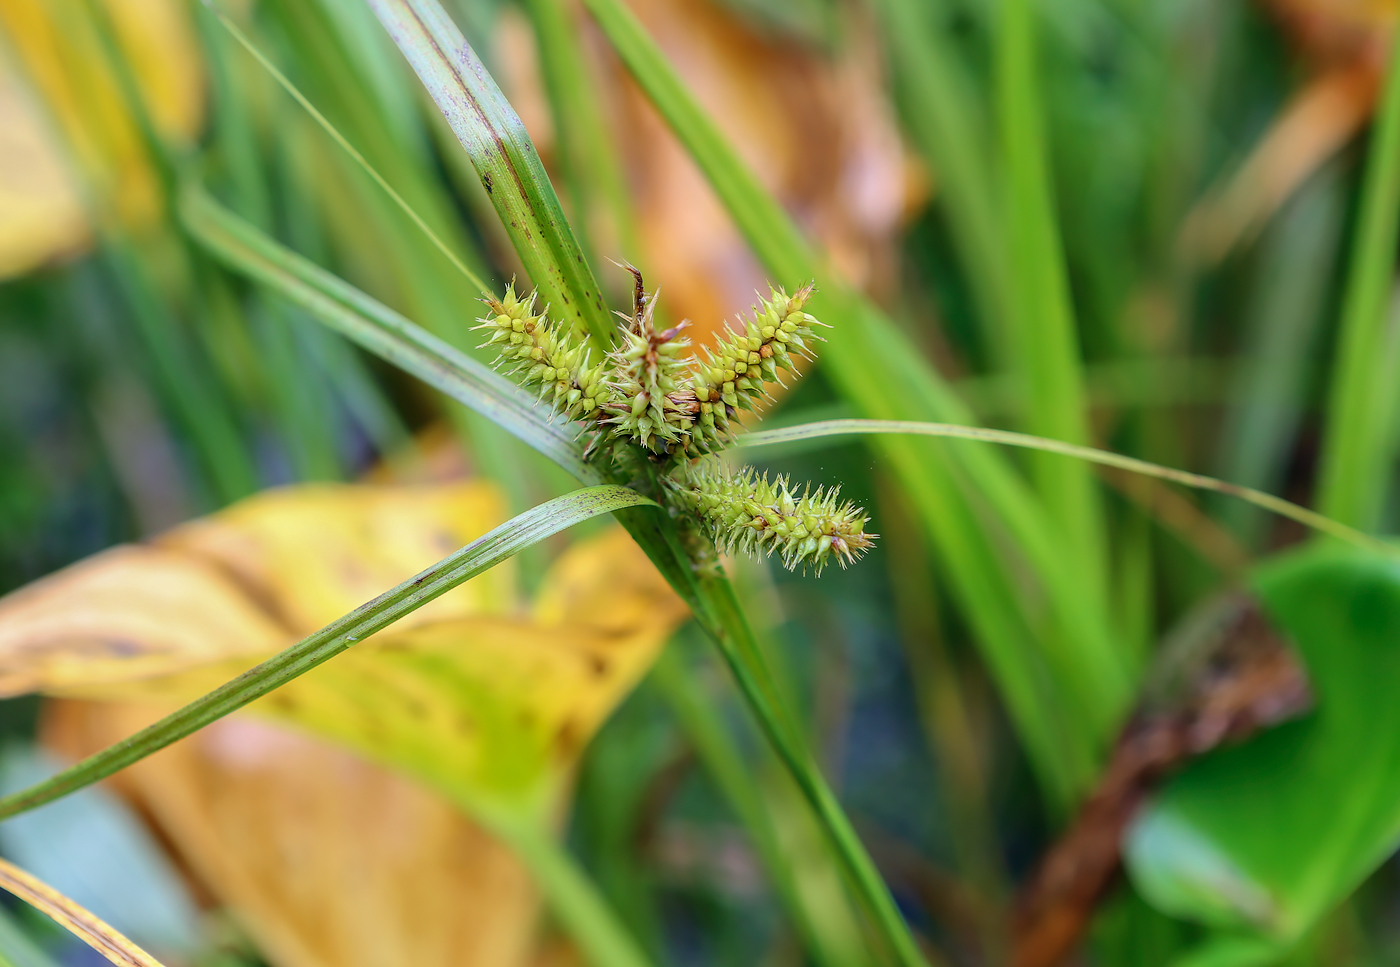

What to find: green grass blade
left=872, top=0, right=1008, bottom=350
left=207, top=2, right=491, bottom=295
left=737, top=420, right=1387, bottom=553
left=364, top=0, right=615, bottom=352
left=0, top=486, right=654, bottom=821
left=1316, top=35, right=1400, bottom=530
left=652, top=648, right=874, bottom=967
left=996, top=0, right=1105, bottom=582
left=180, top=184, right=597, bottom=482
left=580, top=0, right=1126, bottom=797
left=1215, top=167, right=1343, bottom=544
left=486, top=818, right=653, bottom=967
left=522, top=0, right=643, bottom=281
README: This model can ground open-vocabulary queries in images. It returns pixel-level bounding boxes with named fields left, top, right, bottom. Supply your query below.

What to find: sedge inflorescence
left=668, top=464, right=876, bottom=574
left=475, top=272, right=877, bottom=574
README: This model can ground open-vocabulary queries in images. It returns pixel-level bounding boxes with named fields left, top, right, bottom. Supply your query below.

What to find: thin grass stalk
left=996, top=0, right=1107, bottom=591
left=690, top=574, right=936, bottom=967
left=522, top=0, right=643, bottom=279
left=1315, top=33, right=1400, bottom=531
left=651, top=648, right=872, bottom=967
left=736, top=420, right=1389, bottom=554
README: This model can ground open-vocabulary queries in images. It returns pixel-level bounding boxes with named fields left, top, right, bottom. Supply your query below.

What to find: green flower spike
left=479, top=273, right=874, bottom=575
left=668, top=462, right=878, bottom=575
left=604, top=294, right=696, bottom=451
left=473, top=283, right=612, bottom=422
left=690, top=282, right=825, bottom=453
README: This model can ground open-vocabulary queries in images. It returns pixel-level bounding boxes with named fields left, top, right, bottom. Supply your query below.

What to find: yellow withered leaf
left=0, top=544, right=286, bottom=696
left=157, top=481, right=516, bottom=635
left=62, top=528, right=686, bottom=808
left=44, top=701, right=539, bottom=967
left=0, top=480, right=687, bottom=967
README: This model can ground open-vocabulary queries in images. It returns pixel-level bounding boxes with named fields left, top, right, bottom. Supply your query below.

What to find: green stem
left=653, top=649, right=869, bottom=967
left=691, top=574, right=934, bottom=967
left=483, top=813, right=653, bottom=967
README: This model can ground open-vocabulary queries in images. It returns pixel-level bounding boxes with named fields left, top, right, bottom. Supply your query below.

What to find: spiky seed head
left=668, top=461, right=877, bottom=575
left=473, top=283, right=612, bottom=422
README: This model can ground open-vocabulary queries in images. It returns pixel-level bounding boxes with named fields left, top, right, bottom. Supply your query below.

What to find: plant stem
left=690, top=573, right=935, bottom=967
left=483, top=813, right=653, bottom=967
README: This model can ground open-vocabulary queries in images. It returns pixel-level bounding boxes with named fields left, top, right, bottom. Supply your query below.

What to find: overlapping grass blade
left=1316, top=35, right=1400, bottom=531
left=0, top=485, right=653, bottom=821
left=997, top=0, right=1105, bottom=587
left=579, top=0, right=1126, bottom=799
left=181, top=185, right=596, bottom=483
left=872, top=0, right=1007, bottom=354
left=0, top=858, right=166, bottom=967
left=737, top=420, right=1387, bottom=553
left=363, top=0, right=615, bottom=352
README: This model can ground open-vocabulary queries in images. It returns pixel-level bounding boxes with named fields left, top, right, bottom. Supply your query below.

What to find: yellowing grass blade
left=0, top=856, right=166, bottom=967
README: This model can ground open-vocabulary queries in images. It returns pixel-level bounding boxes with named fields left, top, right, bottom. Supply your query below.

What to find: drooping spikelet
left=690, top=282, right=825, bottom=453
left=473, top=284, right=612, bottom=422
left=604, top=296, right=697, bottom=451
left=668, top=462, right=877, bottom=574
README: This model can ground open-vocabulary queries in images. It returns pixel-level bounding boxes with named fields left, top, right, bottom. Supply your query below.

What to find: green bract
left=476, top=276, right=875, bottom=573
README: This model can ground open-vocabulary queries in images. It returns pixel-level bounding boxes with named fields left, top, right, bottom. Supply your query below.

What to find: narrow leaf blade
left=364, top=0, right=615, bottom=352
left=180, top=183, right=598, bottom=483
left=0, top=486, right=656, bottom=820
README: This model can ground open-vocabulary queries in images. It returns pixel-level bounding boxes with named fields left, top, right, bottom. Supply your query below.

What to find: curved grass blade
left=0, top=486, right=654, bottom=821
left=180, top=184, right=597, bottom=483
left=364, top=0, right=614, bottom=352
left=0, top=857, right=165, bottom=967
left=737, top=420, right=1388, bottom=554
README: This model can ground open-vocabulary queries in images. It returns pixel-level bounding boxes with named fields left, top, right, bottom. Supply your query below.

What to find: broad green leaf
left=181, top=185, right=597, bottom=483
left=0, top=855, right=167, bottom=967
left=0, top=483, right=655, bottom=820
left=363, top=0, right=614, bottom=352
left=1124, top=545, right=1400, bottom=944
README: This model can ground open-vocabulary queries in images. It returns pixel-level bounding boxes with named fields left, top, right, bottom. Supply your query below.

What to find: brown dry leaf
left=0, top=481, right=687, bottom=967
left=0, top=0, right=204, bottom=276
left=1182, top=0, right=1395, bottom=263
left=43, top=701, right=538, bottom=967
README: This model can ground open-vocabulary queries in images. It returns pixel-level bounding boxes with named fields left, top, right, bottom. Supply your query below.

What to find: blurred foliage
left=0, top=0, right=1399, bottom=964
